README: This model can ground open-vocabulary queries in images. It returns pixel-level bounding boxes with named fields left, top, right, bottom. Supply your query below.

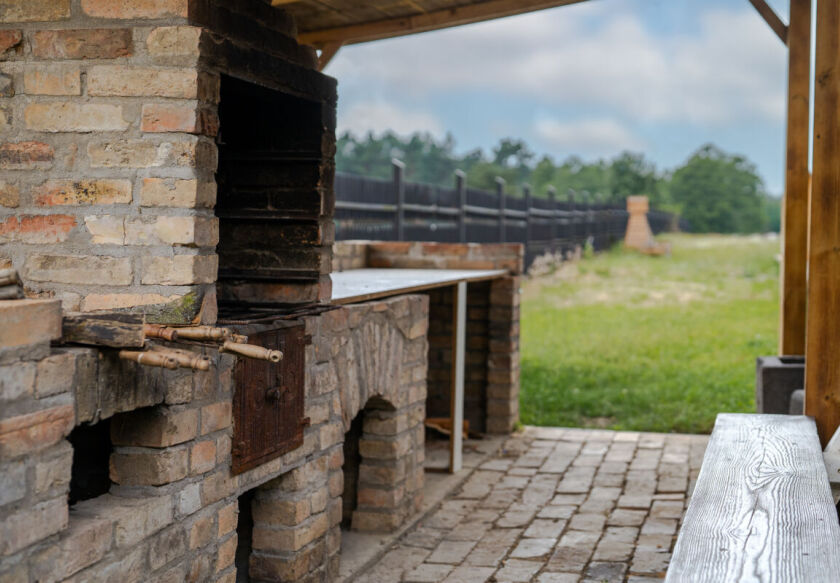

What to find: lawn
left=519, top=233, right=780, bottom=434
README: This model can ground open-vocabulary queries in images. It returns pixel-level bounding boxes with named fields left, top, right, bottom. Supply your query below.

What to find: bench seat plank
left=666, top=413, right=840, bottom=582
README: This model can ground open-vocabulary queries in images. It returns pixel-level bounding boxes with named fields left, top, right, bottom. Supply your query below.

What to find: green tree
left=609, top=151, right=663, bottom=205
left=670, top=144, right=768, bottom=233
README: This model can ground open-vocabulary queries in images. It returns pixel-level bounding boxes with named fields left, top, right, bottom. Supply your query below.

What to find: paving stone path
left=355, top=426, right=708, bottom=583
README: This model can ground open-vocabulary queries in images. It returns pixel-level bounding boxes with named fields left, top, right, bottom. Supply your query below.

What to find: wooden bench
left=666, top=413, right=840, bottom=582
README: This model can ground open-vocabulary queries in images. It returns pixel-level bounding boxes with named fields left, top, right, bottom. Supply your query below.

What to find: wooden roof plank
left=296, top=0, right=593, bottom=46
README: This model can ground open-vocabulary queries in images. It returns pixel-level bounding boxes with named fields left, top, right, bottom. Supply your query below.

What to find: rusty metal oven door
left=231, top=322, right=308, bottom=474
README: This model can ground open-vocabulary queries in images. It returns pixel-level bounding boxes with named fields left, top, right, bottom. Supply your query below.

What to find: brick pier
left=354, top=427, right=708, bottom=583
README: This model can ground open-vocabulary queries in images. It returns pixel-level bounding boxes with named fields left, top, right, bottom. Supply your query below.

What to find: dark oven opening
left=215, top=74, right=325, bottom=309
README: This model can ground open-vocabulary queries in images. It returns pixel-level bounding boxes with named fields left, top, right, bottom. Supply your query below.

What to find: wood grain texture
left=779, top=0, right=811, bottom=356
left=294, top=0, right=592, bottom=46
left=806, top=2, right=840, bottom=445
left=666, top=414, right=840, bottom=582
left=62, top=313, right=145, bottom=348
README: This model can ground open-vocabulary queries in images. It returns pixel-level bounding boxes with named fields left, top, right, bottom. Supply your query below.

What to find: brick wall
left=333, top=241, right=523, bottom=434
left=0, top=294, right=428, bottom=582
left=0, top=0, right=336, bottom=323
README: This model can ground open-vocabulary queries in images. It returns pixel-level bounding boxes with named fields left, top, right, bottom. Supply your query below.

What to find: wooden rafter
left=297, top=0, right=592, bottom=47
left=746, top=0, right=788, bottom=44
left=317, top=41, right=343, bottom=70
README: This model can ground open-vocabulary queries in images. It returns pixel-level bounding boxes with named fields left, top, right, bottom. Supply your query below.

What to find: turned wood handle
left=119, top=350, right=179, bottom=369
left=169, top=352, right=212, bottom=371
left=143, top=324, right=178, bottom=342
left=174, top=326, right=230, bottom=341
left=221, top=341, right=283, bottom=362
left=147, top=347, right=213, bottom=371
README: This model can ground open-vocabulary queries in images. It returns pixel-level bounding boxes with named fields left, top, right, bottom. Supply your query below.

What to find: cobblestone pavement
left=355, top=426, right=709, bottom=583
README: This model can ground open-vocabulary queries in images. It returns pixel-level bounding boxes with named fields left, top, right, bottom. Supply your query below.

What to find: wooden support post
left=449, top=280, right=466, bottom=473
left=806, top=1, right=840, bottom=446
left=524, top=184, right=532, bottom=261
left=456, top=169, right=467, bottom=243
left=393, top=158, right=405, bottom=241
left=780, top=0, right=811, bottom=356
left=496, top=177, right=506, bottom=243
left=548, top=186, right=557, bottom=252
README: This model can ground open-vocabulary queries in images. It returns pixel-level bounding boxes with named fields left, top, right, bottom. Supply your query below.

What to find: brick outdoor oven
left=0, top=1, right=522, bottom=582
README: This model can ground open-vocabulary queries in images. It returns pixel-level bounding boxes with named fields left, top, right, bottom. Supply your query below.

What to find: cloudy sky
left=324, top=0, right=792, bottom=194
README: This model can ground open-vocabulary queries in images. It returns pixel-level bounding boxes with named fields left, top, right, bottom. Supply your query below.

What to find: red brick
left=141, top=103, right=198, bottom=133
left=369, top=242, right=413, bottom=254
left=82, top=0, right=188, bottom=19
left=34, top=179, right=132, bottom=206
left=0, top=299, right=61, bottom=349
left=0, top=404, right=74, bottom=458
left=31, top=28, right=133, bottom=59
left=0, top=215, right=76, bottom=244
left=0, top=141, right=53, bottom=169
left=0, top=30, right=22, bottom=57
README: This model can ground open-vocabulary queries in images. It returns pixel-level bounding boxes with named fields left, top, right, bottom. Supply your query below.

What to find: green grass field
left=520, top=234, right=780, bottom=434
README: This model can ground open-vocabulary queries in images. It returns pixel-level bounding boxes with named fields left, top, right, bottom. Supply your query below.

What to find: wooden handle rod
left=144, top=323, right=179, bottom=341
left=174, top=326, right=230, bottom=341
left=157, top=349, right=212, bottom=371
left=220, top=341, right=283, bottom=362
left=119, top=350, right=178, bottom=369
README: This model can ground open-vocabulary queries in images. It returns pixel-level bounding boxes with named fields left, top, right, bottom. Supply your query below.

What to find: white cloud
left=534, top=117, right=645, bottom=155
left=328, top=4, right=786, bottom=126
left=337, top=101, right=444, bottom=137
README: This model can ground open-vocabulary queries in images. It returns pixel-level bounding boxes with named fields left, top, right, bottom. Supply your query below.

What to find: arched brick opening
left=341, top=395, right=424, bottom=533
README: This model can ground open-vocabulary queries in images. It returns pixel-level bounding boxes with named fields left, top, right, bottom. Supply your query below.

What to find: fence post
left=455, top=169, right=466, bottom=243
left=547, top=186, right=557, bottom=253
left=524, top=183, right=532, bottom=262
left=568, top=190, right=576, bottom=248
left=393, top=158, right=405, bottom=241
left=496, top=177, right=506, bottom=243
left=583, top=191, right=591, bottom=242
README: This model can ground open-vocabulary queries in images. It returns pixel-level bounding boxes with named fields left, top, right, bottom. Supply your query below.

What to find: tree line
left=336, top=132, right=781, bottom=234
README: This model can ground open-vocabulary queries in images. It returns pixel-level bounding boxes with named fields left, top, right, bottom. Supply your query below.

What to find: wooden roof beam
left=317, top=41, right=343, bottom=70
left=297, top=0, right=592, bottom=47
left=746, top=0, right=789, bottom=44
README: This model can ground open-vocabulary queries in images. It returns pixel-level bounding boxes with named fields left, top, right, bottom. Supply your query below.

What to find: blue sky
left=325, top=0, right=791, bottom=194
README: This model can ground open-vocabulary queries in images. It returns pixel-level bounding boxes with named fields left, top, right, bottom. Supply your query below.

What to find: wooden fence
left=335, top=159, right=681, bottom=267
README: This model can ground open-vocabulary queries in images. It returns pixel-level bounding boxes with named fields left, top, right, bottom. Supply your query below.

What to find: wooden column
left=779, top=0, right=811, bottom=356
left=806, top=1, right=840, bottom=445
